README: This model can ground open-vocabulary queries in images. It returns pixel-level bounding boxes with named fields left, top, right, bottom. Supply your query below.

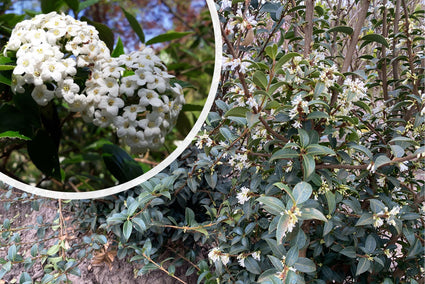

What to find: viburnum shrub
left=0, top=0, right=424, bottom=283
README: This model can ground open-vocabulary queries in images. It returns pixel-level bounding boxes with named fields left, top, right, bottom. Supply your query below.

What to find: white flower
left=398, top=161, right=408, bottom=172
left=98, top=95, right=125, bottom=116
left=252, top=251, right=261, bottom=261
left=236, top=186, right=251, bottom=205
left=208, top=247, right=222, bottom=263
left=373, top=214, right=384, bottom=228
left=31, top=84, right=55, bottom=106
left=237, top=254, right=246, bottom=267
left=220, top=254, right=230, bottom=266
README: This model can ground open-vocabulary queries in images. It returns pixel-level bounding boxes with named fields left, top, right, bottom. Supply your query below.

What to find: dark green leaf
left=302, top=154, right=315, bottom=179
left=146, top=31, right=192, bottom=45
left=356, top=258, right=371, bottom=275
left=306, top=144, right=335, bottom=156
left=0, top=65, right=14, bottom=71
left=244, top=257, right=262, bottom=275
left=275, top=52, right=302, bottom=70
left=181, top=104, right=204, bottom=112
left=293, top=182, right=312, bottom=205
left=64, top=0, right=79, bottom=12
left=360, top=34, right=390, bottom=48
left=27, top=129, right=61, bottom=180
left=121, top=7, right=145, bottom=43
left=40, top=0, right=64, bottom=13
left=270, top=148, right=299, bottom=161
left=111, top=37, right=124, bottom=58
left=78, top=0, right=100, bottom=11
left=123, top=220, right=133, bottom=242
left=294, top=257, right=316, bottom=273
left=327, top=26, right=353, bottom=35
left=102, top=144, right=144, bottom=183
left=252, top=71, right=268, bottom=89
left=340, top=246, right=356, bottom=258
left=300, top=207, right=327, bottom=222
left=224, top=106, right=250, bottom=117
left=257, top=196, right=286, bottom=216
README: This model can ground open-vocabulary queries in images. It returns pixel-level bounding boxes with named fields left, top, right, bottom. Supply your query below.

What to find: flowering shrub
left=1, top=0, right=425, bottom=283
left=0, top=1, right=213, bottom=190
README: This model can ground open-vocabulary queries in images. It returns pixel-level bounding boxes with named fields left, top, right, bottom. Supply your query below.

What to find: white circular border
left=0, top=0, right=222, bottom=200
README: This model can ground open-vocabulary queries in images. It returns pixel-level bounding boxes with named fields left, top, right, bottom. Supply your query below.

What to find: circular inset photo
left=0, top=0, right=221, bottom=198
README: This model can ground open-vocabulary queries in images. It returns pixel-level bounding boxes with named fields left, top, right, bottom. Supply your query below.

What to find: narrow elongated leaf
left=0, top=65, right=14, bottom=70
left=347, top=142, right=373, bottom=159
left=355, top=213, right=374, bottom=226
left=121, top=7, right=145, bottom=43
left=0, top=131, right=30, bottom=140
left=123, top=220, right=133, bottom=242
left=79, top=0, right=101, bottom=11
left=302, top=154, right=315, bottom=179
left=102, top=144, right=144, bottom=183
left=276, top=214, right=290, bottom=243
left=327, top=26, right=353, bottom=35
left=298, top=129, right=310, bottom=147
left=340, top=246, right=356, bottom=258
left=111, top=37, right=124, bottom=57
left=361, top=34, right=389, bottom=48
left=146, top=31, right=192, bottom=45
left=285, top=246, right=299, bottom=267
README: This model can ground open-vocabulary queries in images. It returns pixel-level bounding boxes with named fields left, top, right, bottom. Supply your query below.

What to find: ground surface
left=0, top=190, right=196, bottom=284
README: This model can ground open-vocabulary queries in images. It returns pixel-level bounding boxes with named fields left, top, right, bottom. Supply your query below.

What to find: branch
left=331, top=0, right=371, bottom=105
left=303, top=0, right=315, bottom=57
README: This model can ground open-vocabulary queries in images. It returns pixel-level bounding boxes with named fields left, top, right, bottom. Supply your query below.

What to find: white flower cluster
left=5, top=12, right=184, bottom=153
left=208, top=247, right=230, bottom=265
left=280, top=206, right=302, bottom=236
left=236, top=186, right=251, bottom=205
left=372, top=206, right=401, bottom=228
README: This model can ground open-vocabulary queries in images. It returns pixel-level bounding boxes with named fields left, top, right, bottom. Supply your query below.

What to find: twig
left=142, top=252, right=188, bottom=284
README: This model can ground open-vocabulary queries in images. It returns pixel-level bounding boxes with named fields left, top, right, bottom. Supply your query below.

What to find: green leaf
left=292, top=182, right=312, bottom=205
left=325, top=191, right=336, bottom=214
left=181, top=104, right=204, bottom=112
left=81, top=17, right=114, bottom=51
left=307, top=111, right=329, bottom=120
left=27, top=129, right=61, bottom=180
left=302, top=154, right=315, bottom=179
left=364, top=235, right=376, bottom=253
left=111, top=37, right=124, bottom=58
left=46, top=244, right=60, bottom=256
left=360, top=34, right=390, bottom=48
left=374, top=155, right=391, bottom=169
left=132, top=217, right=147, bottom=233
left=369, top=199, right=386, bottom=214
left=305, top=144, right=335, bottom=156
left=224, top=106, right=250, bottom=117
left=252, top=70, right=268, bottom=89
left=300, top=207, right=327, bottom=222
left=123, top=220, right=133, bottom=242
left=78, top=0, right=101, bottom=11
left=7, top=244, right=17, bottom=261
left=64, top=0, right=79, bottom=12
left=0, top=131, right=31, bottom=140
left=298, top=129, right=310, bottom=147
left=355, top=213, right=374, bottom=226
left=285, top=246, right=299, bottom=267
left=265, top=44, right=278, bottom=60
left=257, top=196, right=286, bottom=216
left=294, top=257, right=316, bottom=273
left=40, top=0, right=64, bottom=13
left=102, top=144, right=144, bottom=184
left=389, top=136, right=419, bottom=146
left=275, top=52, right=301, bottom=70
left=340, top=246, right=357, bottom=258
left=146, top=31, right=192, bottom=45
left=121, top=7, right=145, bottom=43
left=327, top=26, right=353, bottom=35
left=244, top=257, right=262, bottom=275
left=276, top=214, right=290, bottom=243
left=274, top=182, right=295, bottom=203
left=347, top=142, right=373, bottom=159
left=356, top=258, right=371, bottom=275
left=0, top=65, right=14, bottom=71
left=270, top=148, right=299, bottom=161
